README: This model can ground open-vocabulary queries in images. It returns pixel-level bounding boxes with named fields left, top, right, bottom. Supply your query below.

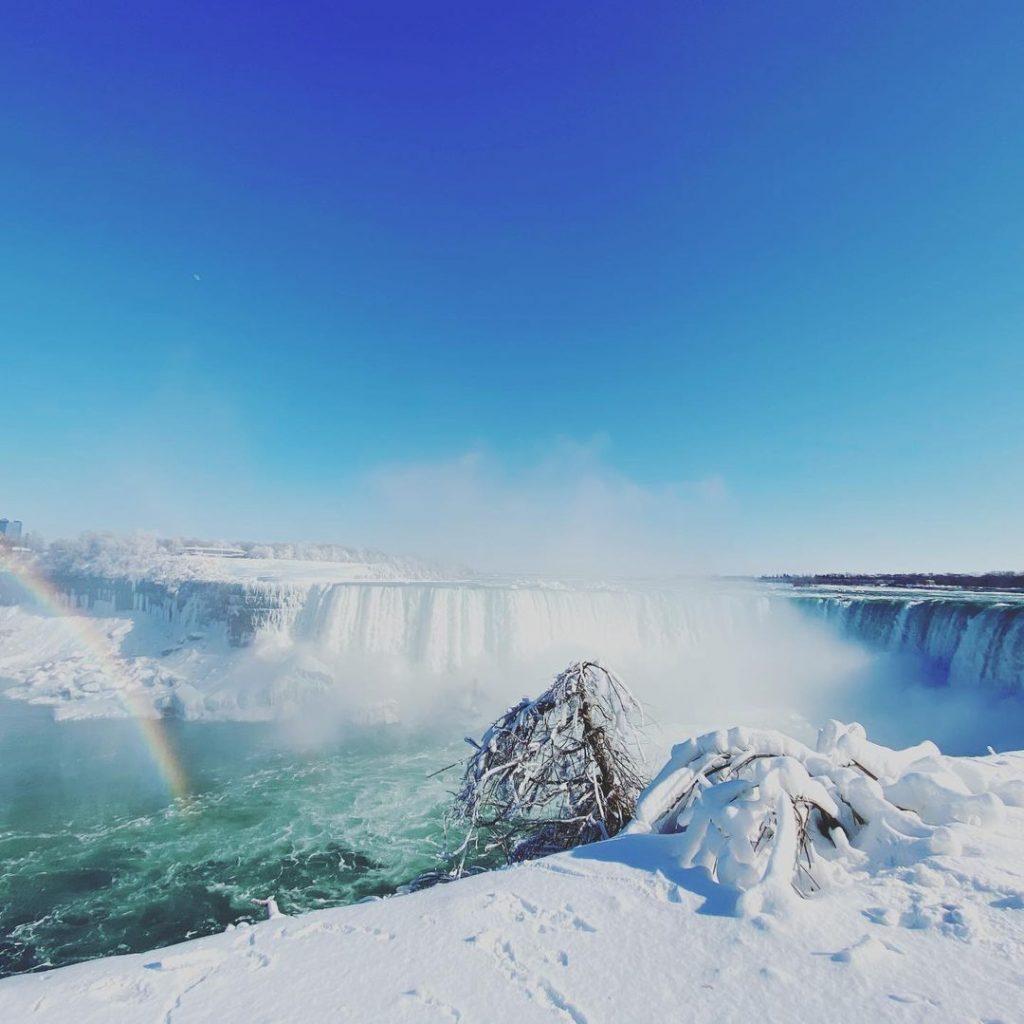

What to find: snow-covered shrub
left=628, top=721, right=1008, bottom=913
left=40, top=532, right=451, bottom=581
left=450, top=661, right=646, bottom=869
left=44, top=531, right=181, bottom=579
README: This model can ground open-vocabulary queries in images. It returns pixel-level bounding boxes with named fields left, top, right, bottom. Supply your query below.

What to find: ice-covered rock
left=166, top=683, right=207, bottom=721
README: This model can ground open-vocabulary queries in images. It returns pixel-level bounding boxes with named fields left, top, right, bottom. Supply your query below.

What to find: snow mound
left=629, top=721, right=1011, bottom=915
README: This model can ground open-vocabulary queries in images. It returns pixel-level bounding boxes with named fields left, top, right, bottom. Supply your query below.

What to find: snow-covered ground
left=109, top=552, right=464, bottom=587
left=0, top=603, right=247, bottom=721
left=2, top=730, right=1022, bottom=1023
left=37, top=535, right=453, bottom=585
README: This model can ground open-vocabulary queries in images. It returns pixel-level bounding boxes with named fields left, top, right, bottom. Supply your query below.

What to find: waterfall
left=284, top=582, right=781, bottom=673
left=790, top=593, right=1024, bottom=693
left=25, top=572, right=786, bottom=669
left=15, top=569, right=1024, bottom=712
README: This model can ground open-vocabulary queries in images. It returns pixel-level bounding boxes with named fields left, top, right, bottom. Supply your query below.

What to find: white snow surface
left=38, top=534, right=453, bottom=584
left=125, top=553, right=457, bottom=586
left=2, top=731, right=1023, bottom=1023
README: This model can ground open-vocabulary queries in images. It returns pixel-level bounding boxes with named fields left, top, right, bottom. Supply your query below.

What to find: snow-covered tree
left=628, top=720, right=1009, bottom=914
left=449, top=660, right=646, bottom=871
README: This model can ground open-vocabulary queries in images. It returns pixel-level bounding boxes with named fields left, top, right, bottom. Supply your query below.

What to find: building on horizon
left=0, top=519, right=23, bottom=540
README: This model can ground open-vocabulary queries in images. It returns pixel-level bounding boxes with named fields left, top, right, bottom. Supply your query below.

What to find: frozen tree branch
left=448, top=661, right=646, bottom=871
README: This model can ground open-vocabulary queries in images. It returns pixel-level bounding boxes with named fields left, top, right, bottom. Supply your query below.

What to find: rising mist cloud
left=348, top=438, right=734, bottom=577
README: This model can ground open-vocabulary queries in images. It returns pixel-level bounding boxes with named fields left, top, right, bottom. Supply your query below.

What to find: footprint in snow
left=401, top=987, right=463, bottom=1021
left=831, top=934, right=903, bottom=964
left=87, top=976, right=155, bottom=1004
left=143, top=949, right=224, bottom=972
left=862, top=905, right=898, bottom=926
left=990, top=893, right=1024, bottom=910
left=889, top=993, right=940, bottom=1007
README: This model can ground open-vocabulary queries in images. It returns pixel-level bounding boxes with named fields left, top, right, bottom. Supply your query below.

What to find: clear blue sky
left=2, top=2, right=1022, bottom=573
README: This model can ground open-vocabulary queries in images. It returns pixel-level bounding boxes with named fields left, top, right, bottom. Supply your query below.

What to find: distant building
left=183, top=545, right=247, bottom=558
left=0, top=519, right=24, bottom=541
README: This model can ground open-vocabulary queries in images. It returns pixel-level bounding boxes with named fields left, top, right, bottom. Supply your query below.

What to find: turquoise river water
left=0, top=696, right=460, bottom=977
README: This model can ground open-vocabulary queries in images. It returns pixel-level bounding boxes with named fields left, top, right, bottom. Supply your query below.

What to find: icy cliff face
left=790, top=589, right=1024, bottom=693
left=46, top=573, right=306, bottom=647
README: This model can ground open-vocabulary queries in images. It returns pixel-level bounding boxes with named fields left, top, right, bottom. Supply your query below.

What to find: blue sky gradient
left=2, top=2, right=1022, bottom=572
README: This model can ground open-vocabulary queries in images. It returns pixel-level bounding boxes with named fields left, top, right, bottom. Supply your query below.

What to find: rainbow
left=3, top=559, right=191, bottom=801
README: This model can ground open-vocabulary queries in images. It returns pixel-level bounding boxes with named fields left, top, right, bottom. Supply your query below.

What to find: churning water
left=0, top=697, right=460, bottom=977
